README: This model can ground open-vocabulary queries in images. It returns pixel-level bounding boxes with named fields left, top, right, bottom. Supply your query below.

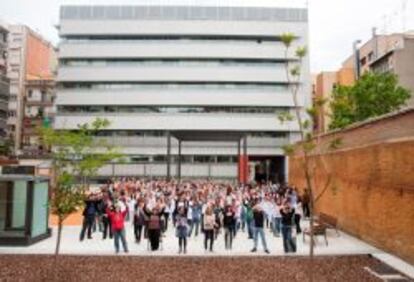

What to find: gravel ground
left=0, top=254, right=394, bottom=282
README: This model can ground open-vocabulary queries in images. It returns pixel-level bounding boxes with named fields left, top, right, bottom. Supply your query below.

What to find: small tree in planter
left=40, top=118, right=122, bottom=255
left=280, top=33, right=340, bottom=282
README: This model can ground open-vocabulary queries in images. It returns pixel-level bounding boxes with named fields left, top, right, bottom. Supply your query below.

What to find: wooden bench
left=303, top=223, right=328, bottom=246
left=318, top=213, right=340, bottom=236
left=303, top=213, right=339, bottom=246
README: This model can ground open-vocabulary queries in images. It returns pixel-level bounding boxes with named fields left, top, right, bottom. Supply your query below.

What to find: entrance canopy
left=171, top=130, right=244, bottom=142
left=166, top=130, right=248, bottom=183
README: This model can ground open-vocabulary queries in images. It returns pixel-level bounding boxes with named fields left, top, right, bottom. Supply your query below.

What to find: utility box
left=0, top=175, right=51, bottom=245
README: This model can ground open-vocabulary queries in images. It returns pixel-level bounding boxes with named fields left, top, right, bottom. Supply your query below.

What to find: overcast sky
left=1, top=0, right=414, bottom=73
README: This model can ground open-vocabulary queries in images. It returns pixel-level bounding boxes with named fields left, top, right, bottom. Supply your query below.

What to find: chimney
left=372, top=27, right=378, bottom=59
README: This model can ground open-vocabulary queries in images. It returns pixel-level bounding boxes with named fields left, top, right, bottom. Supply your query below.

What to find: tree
left=330, top=72, right=410, bottom=130
left=39, top=118, right=122, bottom=256
left=280, top=33, right=339, bottom=282
left=0, top=138, right=13, bottom=157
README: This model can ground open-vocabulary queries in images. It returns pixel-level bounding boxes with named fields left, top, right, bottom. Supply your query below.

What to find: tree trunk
left=55, top=217, right=63, bottom=256
left=308, top=186, right=315, bottom=282
left=53, top=217, right=63, bottom=281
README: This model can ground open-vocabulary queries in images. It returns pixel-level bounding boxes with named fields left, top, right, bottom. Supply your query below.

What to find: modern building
left=6, top=25, right=56, bottom=154
left=56, top=4, right=311, bottom=182
left=0, top=23, right=8, bottom=139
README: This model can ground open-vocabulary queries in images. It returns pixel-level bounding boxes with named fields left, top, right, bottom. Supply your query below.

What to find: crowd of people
left=79, top=179, right=311, bottom=255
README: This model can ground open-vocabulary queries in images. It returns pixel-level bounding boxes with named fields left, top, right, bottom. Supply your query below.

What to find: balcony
left=57, top=65, right=289, bottom=83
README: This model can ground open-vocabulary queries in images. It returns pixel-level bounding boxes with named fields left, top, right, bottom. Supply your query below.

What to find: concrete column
left=237, top=140, right=241, bottom=185
left=243, top=134, right=248, bottom=185
left=166, top=131, right=171, bottom=181
left=178, top=140, right=182, bottom=183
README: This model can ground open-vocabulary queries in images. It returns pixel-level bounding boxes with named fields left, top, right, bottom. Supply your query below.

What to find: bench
left=303, top=213, right=339, bottom=246
left=303, top=224, right=328, bottom=246
left=318, top=213, right=340, bottom=236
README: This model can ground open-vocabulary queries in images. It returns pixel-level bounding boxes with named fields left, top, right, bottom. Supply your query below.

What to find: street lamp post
left=353, top=39, right=362, bottom=81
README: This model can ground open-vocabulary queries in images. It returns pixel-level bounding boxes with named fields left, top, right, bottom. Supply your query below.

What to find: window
left=28, top=90, right=32, bottom=98
left=368, top=52, right=375, bottom=62
left=194, top=156, right=214, bottom=163
left=360, top=57, right=367, bottom=66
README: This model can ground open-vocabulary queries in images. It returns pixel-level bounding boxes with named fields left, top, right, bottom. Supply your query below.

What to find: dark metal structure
left=166, top=131, right=248, bottom=184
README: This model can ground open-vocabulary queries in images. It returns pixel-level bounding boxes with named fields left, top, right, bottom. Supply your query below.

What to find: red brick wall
left=289, top=109, right=414, bottom=264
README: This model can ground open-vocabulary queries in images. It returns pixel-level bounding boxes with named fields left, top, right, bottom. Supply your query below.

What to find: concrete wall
left=289, top=108, right=414, bottom=264
left=395, top=38, right=414, bottom=107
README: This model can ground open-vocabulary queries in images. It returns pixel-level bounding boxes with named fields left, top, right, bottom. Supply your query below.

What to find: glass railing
left=58, top=106, right=289, bottom=115
left=59, top=83, right=289, bottom=92
left=61, top=60, right=286, bottom=68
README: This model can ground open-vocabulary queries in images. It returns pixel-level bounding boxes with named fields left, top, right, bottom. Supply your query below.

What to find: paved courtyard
left=0, top=219, right=384, bottom=256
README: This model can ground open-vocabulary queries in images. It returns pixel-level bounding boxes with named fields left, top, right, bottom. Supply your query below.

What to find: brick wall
left=289, top=108, right=414, bottom=264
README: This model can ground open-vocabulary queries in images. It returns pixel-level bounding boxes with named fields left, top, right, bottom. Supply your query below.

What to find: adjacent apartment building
left=313, top=30, right=414, bottom=133
left=56, top=4, right=311, bottom=182
left=0, top=23, right=8, bottom=139
left=6, top=25, right=56, bottom=154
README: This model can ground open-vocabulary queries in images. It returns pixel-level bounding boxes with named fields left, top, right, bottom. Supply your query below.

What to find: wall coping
left=317, top=107, right=414, bottom=138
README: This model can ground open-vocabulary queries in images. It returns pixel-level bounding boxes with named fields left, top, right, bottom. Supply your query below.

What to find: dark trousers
left=281, top=225, right=297, bottom=253
left=163, top=213, right=169, bottom=232
left=294, top=214, right=302, bottom=233
left=178, top=237, right=187, bottom=251
left=303, top=203, right=310, bottom=218
left=80, top=216, right=94, bottom=241
left=134, top=224, right=143, bottom=242
left=189, top=219, right=200, bottom=237
left=102, top=216, right=112, bottom=239
left=204, top=229, right=214, bottom=251
left=224, top=227, right=233, bottom=249
left=113, top=229, right=128, bottom=253
left=148, top=229, right=161, bottom=251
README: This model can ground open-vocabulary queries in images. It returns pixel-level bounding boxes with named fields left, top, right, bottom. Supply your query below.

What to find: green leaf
left=302, top=119, right=311, bottom=130
left=282, top=144, right=295, bottom=156
left=303, top=141, right=316, bottom=153
left=329, top=72, right=411, bottom=130
left=290, top=65, right=301, bottom=77
left=281, top=33, right=295, bottom=48
left=295, top=46, right=307, bottom=58
left=306, top=107, right=318, bottom=119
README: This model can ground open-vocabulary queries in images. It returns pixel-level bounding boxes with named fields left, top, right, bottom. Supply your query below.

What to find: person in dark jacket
left=133, top=199, right=146, bottom=243
left=144, top=204, right=164, bottom=251
left=223, top=205, right=235, bottom=250
left=80, top=195, right=97, bottom=241
left=280, top=201, right=297, bottom=253
left=175, top=206, right=189, bottom=254
left=250, top=201, right=270, bottom=254
left=102, top=196, right=113, bottom=240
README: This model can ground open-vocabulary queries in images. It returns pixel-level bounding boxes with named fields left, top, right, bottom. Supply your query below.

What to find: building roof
left=0, top=174, right=49, bottom=182
left=60, top=5, right=308, bottom=22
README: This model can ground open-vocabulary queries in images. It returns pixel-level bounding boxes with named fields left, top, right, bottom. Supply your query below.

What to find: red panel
left=238, top=155, right=249, bottom=184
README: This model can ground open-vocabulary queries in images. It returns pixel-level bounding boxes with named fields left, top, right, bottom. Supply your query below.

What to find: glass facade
left=58, top=105, right=288, bottom=115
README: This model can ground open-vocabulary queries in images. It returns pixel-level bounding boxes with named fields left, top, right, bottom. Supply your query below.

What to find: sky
left=1, top=0, right=414, bottom=73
